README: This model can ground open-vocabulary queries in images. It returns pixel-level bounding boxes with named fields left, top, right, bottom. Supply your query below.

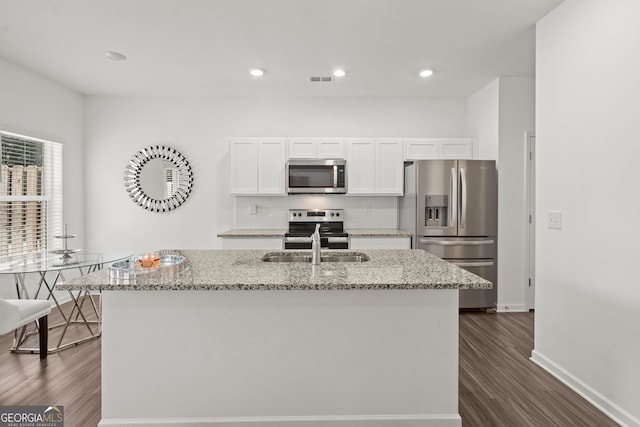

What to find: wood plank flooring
left=0, top=306, right=619, bottom=427
left=0, top=300, right=101, bottom=426
left=459, top=311, right=618, bottom=426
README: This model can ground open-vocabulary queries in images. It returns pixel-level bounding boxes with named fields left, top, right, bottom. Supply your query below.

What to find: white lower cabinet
left=350, top=236, right=411, bottom=249
left=346, top=138, right=404, bottom=195
left=229, top=138, right=286, bottom=195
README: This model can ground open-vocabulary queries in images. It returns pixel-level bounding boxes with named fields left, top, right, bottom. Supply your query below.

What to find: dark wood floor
left=0, top=306, right=618, bottom=427
left=459, top=311, right=618, bottom=426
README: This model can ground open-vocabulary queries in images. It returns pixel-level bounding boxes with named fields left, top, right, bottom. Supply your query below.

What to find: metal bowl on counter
left=109, top=253, right=186, bottom=281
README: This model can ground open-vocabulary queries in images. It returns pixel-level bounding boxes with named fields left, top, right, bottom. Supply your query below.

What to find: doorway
left=525, top=131, right=535, bottom=310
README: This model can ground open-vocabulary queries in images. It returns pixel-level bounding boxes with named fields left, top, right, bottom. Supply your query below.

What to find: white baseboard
left=531, top=350, right=640, bottom=427
left=497, top=304, right=529, bottom=313
left=99, top=414, right=462, bottom=427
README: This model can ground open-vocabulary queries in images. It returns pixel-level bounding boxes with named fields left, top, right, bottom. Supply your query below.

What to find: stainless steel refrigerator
left=399, top=160, right=498, bottom=309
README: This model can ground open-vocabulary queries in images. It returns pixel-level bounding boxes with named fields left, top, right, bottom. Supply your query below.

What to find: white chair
left=0, top=298, right=52, bottom=359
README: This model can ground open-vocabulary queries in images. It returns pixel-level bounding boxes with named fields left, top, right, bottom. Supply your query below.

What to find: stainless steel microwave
left=286, top=159, right=346, bottom=194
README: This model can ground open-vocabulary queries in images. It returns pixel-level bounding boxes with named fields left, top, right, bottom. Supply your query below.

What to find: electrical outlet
left=249, top=204, right=257, bottom=215
left=547, top=211, right=562, bottom=229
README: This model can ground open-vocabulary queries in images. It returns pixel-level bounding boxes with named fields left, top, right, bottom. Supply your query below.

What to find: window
left=0, top=131, right=63, bottom=259
left=165, top=165, right=179, bottom=198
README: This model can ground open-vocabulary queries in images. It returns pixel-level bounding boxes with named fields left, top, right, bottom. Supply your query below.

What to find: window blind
left=0, top=131, right=63, bottom=259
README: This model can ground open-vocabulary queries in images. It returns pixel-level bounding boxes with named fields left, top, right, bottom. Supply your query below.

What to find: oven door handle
left=326, top=236, right=349, bottom=242
left=284, top=236, right=312, bottom=243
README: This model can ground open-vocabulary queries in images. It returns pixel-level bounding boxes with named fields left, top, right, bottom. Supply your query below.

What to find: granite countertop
left=217, top=229, right=287, bottom=238
left=346, top=229, right=412, bottom=237
left=58, top=249, right=491, bottom=292
left=218, top=229, right=411, bottom=238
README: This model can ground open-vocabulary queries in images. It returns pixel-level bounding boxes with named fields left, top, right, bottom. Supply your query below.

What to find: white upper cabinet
left=345, top=139, right=376, bottom=194
left=404, top=138, right=476, bottom=160
left=376, top=139, right=404, bottom=194
left=229, top=139, right=258, bottom=194
left=229, top=138, right=286, bottom=195
left=258, top=139, right=287, bottom=194
left=230, top=137, right=474, bottom=197
left=288, top=138, right=344, bottom=159
left=346, top=138, right=404, bottom=195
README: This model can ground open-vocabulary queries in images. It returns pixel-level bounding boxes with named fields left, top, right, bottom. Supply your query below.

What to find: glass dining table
left=0, top=250, right=132, bottom=354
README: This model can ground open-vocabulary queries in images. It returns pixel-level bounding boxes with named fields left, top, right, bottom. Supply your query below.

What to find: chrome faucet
left=311, top=223, right=321, bottom=265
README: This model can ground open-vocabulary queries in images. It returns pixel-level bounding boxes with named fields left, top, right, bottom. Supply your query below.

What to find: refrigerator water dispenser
left=425, top=195, right=448, bottom=227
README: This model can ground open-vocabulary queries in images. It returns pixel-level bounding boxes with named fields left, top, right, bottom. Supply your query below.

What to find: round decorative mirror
left=124, top=145, right=194, bottom=212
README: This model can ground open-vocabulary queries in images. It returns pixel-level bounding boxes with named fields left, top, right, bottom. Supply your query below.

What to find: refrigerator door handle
left=419, top=239, right=495, bottom=246
left=450, top=167, right=457, bottom=228
left=452, top=261, right=495, bottom=268
left=460, top=167, right=467, bottom=228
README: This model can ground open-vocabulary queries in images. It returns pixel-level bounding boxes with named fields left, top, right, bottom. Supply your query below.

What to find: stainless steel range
left=284, top=209, right=349, bottom=250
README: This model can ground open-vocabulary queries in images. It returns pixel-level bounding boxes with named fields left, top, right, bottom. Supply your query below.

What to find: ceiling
left=0, top=0, right=562, bottom=98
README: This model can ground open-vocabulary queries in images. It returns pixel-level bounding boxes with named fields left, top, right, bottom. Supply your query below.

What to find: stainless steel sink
left=261, top=252, right=370, bottom=263
left=319, top=254, right=370, bottom=262
left=261, top=255, right=312, bottom=263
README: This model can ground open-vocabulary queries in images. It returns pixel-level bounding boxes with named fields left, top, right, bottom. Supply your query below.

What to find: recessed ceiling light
left=419, top=69, right=434, bottom=78
left=105, top=51, right=127, bottom=61
left=250, top=68, right=265, bottom=77
left=333, top=69, right=346, bottom=78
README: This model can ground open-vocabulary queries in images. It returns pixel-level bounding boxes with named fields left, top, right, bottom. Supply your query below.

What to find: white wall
left=497, top=77, right=535, bottom=312
left=466, top=78, right=499, bottom=161
left=0, top=58, right=84, bottom=298
left=84, top=96, right=467, bottom=253
left=533, top=1, right=640, bottom=425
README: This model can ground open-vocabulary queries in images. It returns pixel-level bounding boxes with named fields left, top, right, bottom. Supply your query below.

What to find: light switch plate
left=547, top=211, right=562, bottom=229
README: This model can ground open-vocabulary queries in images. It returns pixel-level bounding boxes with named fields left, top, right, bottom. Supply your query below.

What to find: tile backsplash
left=234, top=195, right=399, bottom=229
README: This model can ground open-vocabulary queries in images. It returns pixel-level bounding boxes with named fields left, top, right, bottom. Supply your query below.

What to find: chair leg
left=38, top=315, right=48, bottom=360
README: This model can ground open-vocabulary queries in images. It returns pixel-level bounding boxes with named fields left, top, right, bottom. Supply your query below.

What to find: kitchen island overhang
left=60, top=249, right=491, bottom=427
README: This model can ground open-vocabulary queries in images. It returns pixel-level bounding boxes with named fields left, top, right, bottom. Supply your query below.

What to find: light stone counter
left=58, top=249, right=491, bottom=291
left=217, top=229, right=411, bottom=238
left=217, top=229, right=286, bottom=238
left=346, top=228, right=412, bottom=237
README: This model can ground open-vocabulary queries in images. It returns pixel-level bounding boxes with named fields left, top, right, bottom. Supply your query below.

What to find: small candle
left=139, top=254, right=154, bottom=268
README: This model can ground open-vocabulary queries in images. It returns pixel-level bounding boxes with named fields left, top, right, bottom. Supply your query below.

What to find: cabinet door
left=346, top=139, right=376, bottom=194
left=288, top=138, right=317, bottom=159
left=376, top=139, right=404, bottom=195
left=229, top=139, right=258, bottom=194
left=317, top=139, right=344, bottom=159
left=404, top=139, right=439, bottom=160
left=441, top=138, right=474, bottom=159
left=404, top=138, right=475, bottom=160
left=258, top=139, right=286, bottom=194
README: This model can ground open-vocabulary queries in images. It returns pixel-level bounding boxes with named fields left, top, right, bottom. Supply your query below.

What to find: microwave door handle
left=333, top=165, right=338, bottom=188
left=460, top=167, right=467, bottom=229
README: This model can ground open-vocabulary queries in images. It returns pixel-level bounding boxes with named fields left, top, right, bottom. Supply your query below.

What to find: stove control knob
left=330, top=212, right=335, bottom=217
left=336, top=212, right=340, bottom=217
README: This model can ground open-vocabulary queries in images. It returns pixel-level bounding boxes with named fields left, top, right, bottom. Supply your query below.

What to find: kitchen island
left=60, top=249, right=490, bottom=427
